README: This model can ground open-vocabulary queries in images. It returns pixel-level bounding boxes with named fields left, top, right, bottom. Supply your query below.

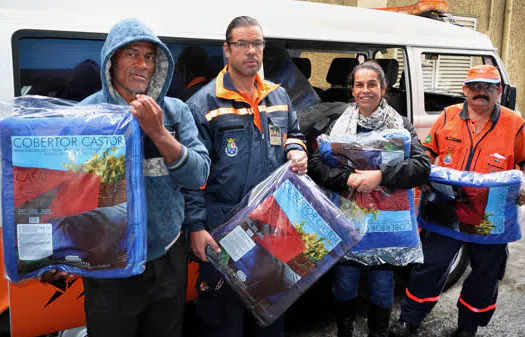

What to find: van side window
left=17, top=38, right=104, bottom=100
left=168, top=44, right=224, bottom=101
left=290, top=47, right=408, bottom=117
left=14, top=34, right=223, bottom=102
left=420, top=53, right=495, bottom=114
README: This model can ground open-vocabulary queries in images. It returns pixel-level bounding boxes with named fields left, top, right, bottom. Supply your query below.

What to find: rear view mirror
left=501, top=84, right=516, bottom=110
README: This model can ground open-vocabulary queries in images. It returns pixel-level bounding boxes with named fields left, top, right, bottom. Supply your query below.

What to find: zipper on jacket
left=257, top=105, right=265, bottom=140
left=258, top=107, right=269, bottom=175
left=464, top=120, right=496, bottom=171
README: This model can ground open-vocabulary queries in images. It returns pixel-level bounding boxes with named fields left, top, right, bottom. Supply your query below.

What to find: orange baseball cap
left=464, top=65, right=501, bottom=84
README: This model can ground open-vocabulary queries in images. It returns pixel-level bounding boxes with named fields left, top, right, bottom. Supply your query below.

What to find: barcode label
left=17, top=224, right=53, bottom=260
left=220, top=226, right=255, bottom=262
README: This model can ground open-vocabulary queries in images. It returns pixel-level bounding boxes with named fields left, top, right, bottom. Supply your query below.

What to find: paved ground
left=288, top=227, right=525, bottom=337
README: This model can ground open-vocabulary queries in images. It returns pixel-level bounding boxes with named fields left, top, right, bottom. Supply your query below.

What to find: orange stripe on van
left=405, top=288, right=440, bottom=303
left=458, top=296, right=496, bottom=313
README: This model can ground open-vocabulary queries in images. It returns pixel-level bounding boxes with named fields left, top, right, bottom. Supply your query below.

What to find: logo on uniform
left=425, top=135, right=432, bottom=144
left=199, top=282, right=209, bottom=292
left=443, top=152, right=452, bottom=165
left=225, top=138, right=238, bottom=157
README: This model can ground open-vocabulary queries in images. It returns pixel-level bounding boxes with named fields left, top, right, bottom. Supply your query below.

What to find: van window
left=14, top=33, right=224, bottom=102
left=17, top=38, right=104, bottom=99
left=420, top=53, right=495, bottom=114
left=290, top=47, right=408, bottom=117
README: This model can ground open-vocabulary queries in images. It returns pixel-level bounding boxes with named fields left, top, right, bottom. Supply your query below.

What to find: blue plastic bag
left=419, top=165, right=523, bottom=244
left=0, top=96, right=147, bottom=282
left=205, top=163, right=365, bottom=326
left=318, top=129, right=422, bottom=266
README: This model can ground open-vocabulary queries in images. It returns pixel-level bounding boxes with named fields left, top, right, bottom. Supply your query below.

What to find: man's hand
left=189, top=230, right=221, bottom=263
left=130, top=94, right=182, bottom=163
left=38, top=269, right=75, bottom=283
left=287, top=150, right=308, bottom=175
left=346, top=169, right=382, bottom=193
left=129, top=94, right=167, bottom=141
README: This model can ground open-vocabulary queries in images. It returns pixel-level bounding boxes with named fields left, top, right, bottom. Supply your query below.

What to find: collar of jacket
left=459, top=101, right=500, bottom=122
left=215, top=65, right=280, bottom=132
left=215, top=65, right=280, bottom=105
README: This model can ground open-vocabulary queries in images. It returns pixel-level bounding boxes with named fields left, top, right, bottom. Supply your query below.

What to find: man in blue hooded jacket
left=40, top=18, right=210, bottom=337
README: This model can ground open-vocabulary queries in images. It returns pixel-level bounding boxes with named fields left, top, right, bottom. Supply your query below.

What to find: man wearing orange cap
left=390, top=65, right=525, bottom=337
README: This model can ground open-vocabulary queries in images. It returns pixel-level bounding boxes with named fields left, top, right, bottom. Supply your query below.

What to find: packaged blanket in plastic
left=419, top=165, right=524, bottom=244
left=317, top=129, right=422, bottom=266
left=0, top=96, right=147, bottom=282
left=205, top=163, right=365, bottom=326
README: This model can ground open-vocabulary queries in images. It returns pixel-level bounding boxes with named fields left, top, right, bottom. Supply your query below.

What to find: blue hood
left=100, top=18, right=174, bottom=104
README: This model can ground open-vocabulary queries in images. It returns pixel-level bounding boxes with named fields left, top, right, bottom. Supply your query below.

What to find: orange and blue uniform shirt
left=423, top=102, right=525, bottom=173
left=185, top=66, right=307, bottom=232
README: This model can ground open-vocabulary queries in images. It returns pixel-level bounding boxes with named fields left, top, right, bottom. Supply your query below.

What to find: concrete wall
left=300, top=0, right=525, bottom=112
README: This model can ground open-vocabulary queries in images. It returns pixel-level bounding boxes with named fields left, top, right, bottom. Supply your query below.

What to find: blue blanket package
left=205, top=163, right=365, bottom=326
left=0, top=96, right=147, bottom=282
left=419, top=165, right=523, bottom=244
left=318, top=129, right=422, bottom=266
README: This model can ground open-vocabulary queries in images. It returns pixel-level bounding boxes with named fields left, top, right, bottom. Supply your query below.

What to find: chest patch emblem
left=225, top=138, right=238, bottom=157
left=443, top=152, right=452, bottom=165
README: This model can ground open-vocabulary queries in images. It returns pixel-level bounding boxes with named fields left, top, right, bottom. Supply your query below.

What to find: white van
left=0, top=1, right=517, bottom=336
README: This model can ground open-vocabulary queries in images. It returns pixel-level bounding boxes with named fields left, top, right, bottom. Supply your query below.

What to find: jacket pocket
left=438, top=141, right=467, bottom=169
left=478, top=150, right=509, bottom=173
left=215, top=124, right=247, bottom=163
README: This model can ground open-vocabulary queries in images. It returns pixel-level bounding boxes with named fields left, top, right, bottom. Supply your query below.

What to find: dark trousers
left=82, top=236, right=188, bottom=337
left=195, top=269, right=285, bottom=337
left=400, top=231, right=507, bottom=332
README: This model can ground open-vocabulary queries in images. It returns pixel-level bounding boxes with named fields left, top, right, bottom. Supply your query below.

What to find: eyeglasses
left=227, top=40, right=265, bottom=50
left=466, top=82, right=500, bottom=92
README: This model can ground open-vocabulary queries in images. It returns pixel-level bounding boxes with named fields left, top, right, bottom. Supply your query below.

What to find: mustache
left=473, top=95, right=489, bottom=101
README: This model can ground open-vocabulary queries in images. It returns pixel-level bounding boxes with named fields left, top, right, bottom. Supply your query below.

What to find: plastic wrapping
left=419, top=165, right=524, bottom=244
left=317, top=129, right=423, bottom=266
left=205, top=163, right=365, bottom=326
left=0, top=96, right=147, bottom=282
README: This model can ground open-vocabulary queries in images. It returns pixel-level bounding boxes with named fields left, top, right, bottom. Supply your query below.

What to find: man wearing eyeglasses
left=184, top=16, right=307, bottom=337
left=390, top=64, right=525, bottom=337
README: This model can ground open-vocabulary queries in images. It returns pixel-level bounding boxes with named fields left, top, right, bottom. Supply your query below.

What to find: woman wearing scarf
left=308, top=61, right=430, bottom=337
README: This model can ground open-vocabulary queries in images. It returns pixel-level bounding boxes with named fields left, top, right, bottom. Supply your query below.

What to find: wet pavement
left=288, top=228, right=525, bottom=337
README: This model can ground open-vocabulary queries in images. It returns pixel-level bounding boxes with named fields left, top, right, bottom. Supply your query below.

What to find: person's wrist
left=150, top=127, right=172, bottom=143
left=346, top=173, right=353, bottom=187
